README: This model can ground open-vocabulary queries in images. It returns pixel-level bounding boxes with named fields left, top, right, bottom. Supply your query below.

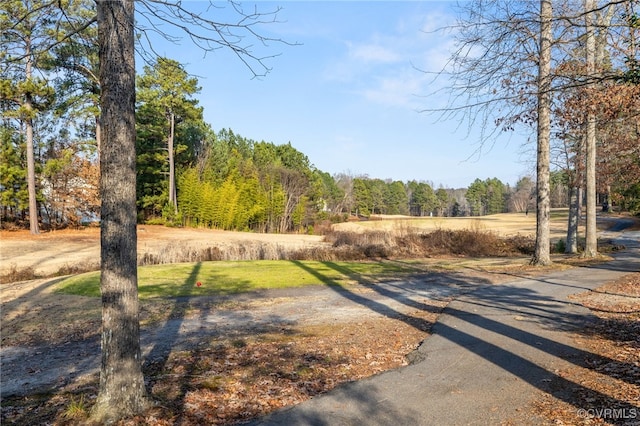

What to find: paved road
left=248, top=232, right=640, bottom=426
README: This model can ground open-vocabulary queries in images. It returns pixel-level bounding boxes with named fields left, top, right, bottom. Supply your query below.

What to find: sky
left=142, top=1, right=537, bottom=189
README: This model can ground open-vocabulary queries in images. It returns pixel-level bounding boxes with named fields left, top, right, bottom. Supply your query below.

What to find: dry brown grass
left=323, top=227, right=535, bottom=259
left=534, top=273, right=640, bottom=425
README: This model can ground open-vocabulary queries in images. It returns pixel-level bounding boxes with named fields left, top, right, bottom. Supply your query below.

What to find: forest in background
left=1, top=1, right=638, bottom=234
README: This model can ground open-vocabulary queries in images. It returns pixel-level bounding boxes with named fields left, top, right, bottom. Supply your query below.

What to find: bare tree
left=583, top=0, right=599, bottom=258
left=422, top=0, right=556, bottom=265
left=532, top=0, right=553, bottom=265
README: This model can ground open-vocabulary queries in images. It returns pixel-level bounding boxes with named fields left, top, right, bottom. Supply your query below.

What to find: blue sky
left=143, top=1, right=535, bottom=188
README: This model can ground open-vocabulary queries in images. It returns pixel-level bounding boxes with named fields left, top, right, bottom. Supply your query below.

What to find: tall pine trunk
left=25, top=34, right=39, bottom=235
left=532, top=0, right=553, bottom=266
left=168, top=111, right=177, bottom=214
left=583, top=0, right=598, bottom=258
left=91, top=0, right=150, bottom=422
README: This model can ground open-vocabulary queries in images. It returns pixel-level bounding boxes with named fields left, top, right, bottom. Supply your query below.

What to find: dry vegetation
left=1, top=216, right=638, bottom=425
left=534, top=273, right=640, bottom=425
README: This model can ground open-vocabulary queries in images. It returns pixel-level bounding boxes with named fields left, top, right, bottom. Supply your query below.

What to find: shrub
left=553, top=239, right=566, bottom=253
left=0, top=264, right=38, bottom=284
left=323, top=228, right=534, bottom=260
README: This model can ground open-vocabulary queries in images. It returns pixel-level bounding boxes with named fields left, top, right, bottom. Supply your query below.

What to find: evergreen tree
left=136, top=57, right=205, bottom=220
left=1, top=0, right=59, bottom=233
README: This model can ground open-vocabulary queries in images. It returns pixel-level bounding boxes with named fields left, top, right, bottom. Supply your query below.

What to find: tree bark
left=532, top=0, right=553, bottom=266
left=566, top=185, right=580, bottom=254
left=25, top=34, right=39, bottom=235
left=91, top=0, right=150, bottom=422
left=583, top=0, right=598, bottom=258
left=168, top=111, right=177, bottom=214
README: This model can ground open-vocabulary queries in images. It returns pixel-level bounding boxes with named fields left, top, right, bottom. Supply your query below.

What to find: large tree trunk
left=25, top=35, right=39, bottom=235
left=91, top=0, right=150, bottom=422
left=583, top=0, right=598, bottom=258
left=532, top=0, right=553, bottom=266
left=168, top=111, right=177, bottom=214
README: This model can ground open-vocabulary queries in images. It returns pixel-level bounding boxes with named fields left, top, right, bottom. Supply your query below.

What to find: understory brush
left=323, top=228, right=536, bottom=259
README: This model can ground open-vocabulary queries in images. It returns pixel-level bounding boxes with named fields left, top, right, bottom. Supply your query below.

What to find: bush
left=323, top=228, right=535, bottom=260
left=553, top=239, right=566, bottom=253
left=0, top=264, right=38, bottom=284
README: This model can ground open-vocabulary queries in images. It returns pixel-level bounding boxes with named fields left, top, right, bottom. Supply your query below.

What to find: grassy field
left=55, top=260, right=419, bottom=298
left=18, top=211, right=579, bottom=295
left=335, top=210, right=574, bottom=240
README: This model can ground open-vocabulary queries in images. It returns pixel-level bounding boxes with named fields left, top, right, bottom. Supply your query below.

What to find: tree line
left=2, top=3, right=638, bottom=237
left=0, top=42, right=514, bottom=233
left=1, top=50, right=588, bottom=233
left=434, top=0, right=639, bottom=263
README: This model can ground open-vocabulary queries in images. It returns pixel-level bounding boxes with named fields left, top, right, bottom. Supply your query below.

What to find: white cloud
left=358, top=71, right=430, bottom=109
left=347, top=41, right=402, bottom=64
left=319, top=6, right=458, bottom=110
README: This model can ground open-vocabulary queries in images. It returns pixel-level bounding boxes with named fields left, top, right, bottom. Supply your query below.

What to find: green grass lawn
left=55, top=260, right=418, bottom=299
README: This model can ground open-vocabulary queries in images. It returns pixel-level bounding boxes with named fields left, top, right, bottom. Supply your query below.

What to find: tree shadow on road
left=277, top=259, right=639, bottom=424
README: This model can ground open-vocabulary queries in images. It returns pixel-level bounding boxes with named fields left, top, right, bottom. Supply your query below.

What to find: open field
left=0, top=211, right=575, bottom=278
left=0, top=225, right=326, bottom=277
left=335, top=210, right=574, bottom=238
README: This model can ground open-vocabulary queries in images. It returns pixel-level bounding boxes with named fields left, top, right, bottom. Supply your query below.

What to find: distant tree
left=368, top=179, right=387, bottom=214
left=485, top=177, right=507, bottom=214
left=435, top=187, right=450, bottom=216
left=1, top=0, right=59, bottom=233
left=448, top=188, right=470, bottom=217
left=549, top=170, right=568, bottom=208
left=312, top=170, right=345, bottom=216
left=334, top=172, right=355, bottom=215
left=385, top=180, right=409, bottom=215
left=136, top=57, right=204, bottom=218
left=353, top=177, right=372, bottom=216
left=41, top=141, right=99, bottom=227
left=408, top=180, right=437, bottom=216
left=509, top=176, right=535, bottom=213
left=0, top=124, right=28, bottom=222
left=465, top=178, right=506, bottom=216
left=466, top=179, right=486, bottom=216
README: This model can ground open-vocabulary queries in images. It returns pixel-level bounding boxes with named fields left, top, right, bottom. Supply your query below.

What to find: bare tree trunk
left=532, top=0, right=553, bottom=266
left=583, top=0, right=598, bottom=258
left=168, top=111, right=177, bottom=214
left=91, top=0, right=150, bottom=422
left=25, top=35, right=39, bottom=235
left=566, top=185, right=580, bottom=254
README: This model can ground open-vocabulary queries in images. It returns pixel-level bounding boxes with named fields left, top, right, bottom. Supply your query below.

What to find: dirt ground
left=1, top=217, right=639, bottom=425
